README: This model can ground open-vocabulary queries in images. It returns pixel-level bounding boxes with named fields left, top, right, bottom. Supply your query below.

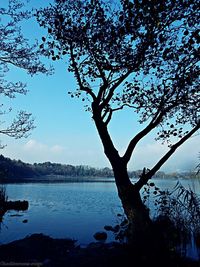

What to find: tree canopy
left=0, top=0, right=50, bottom=148
left=37, top=0, right=199, bottom=182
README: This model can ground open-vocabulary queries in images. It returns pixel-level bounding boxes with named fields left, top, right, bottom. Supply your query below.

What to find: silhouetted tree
left=0, top=0, right=50, bottom=148
left=37, top=0, right=200, bottom=237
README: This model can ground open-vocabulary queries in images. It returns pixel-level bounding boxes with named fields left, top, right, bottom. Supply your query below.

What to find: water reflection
left=0, top=182, right=121, bottom=246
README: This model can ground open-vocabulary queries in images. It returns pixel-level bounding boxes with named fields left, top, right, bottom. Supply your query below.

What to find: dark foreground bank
left=0, top=234, right=199, bottom=267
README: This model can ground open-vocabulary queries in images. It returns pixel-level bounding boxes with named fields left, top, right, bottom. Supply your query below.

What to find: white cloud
left=24, top=139, right=47, bottom=152
left=23, top=140, right=64, bottom=154
left=20, top=139, right=66, bottom=162
left=50, top=145, right=64, bottom=153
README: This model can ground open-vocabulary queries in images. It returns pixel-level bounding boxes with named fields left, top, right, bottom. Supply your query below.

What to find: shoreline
left=0, top=175, right=187, bottom=184
left=0, top=233, right=199, bottom=267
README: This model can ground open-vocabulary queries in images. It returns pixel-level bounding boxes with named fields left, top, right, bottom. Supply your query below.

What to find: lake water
left=0, top=178, right=200, bottom=250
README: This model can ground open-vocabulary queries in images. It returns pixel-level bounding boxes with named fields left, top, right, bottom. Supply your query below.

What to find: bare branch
left=0, top=0, right=51, bottom=147
left=0, top=111, right=35, bottom=139
left=112, top=103, right=137, bottom=112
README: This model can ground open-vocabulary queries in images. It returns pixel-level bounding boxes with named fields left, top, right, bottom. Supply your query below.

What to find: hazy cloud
left=24, top=139, right=64, bottom=154
left=128, top=136, right=199, bottom=172
left=20, top=139, right=66, bottom=162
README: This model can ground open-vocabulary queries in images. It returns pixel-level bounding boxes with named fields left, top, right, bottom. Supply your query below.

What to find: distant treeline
left=0, top=155, right=113, bottom=180
left=0, top=155, right=198, bottom=182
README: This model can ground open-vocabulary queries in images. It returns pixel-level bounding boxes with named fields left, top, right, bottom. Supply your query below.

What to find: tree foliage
left=37, top=0, right=199, bottom=187
left=0, top=0, right=51, bottom=148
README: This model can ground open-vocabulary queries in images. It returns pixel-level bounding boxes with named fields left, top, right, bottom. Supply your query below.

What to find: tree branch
left=112, top=103, right=137, bottom=112
left=92, top=102, right=120, bottom=165
left=134, top=122, right=200, bottom=190
left=69, top=43, right=96, bottom=101
left=92, top=54, right=108, bottom=100
left=104, top=109, right=112, bottom=126
left=100, top=70, right=132, bottom=110
left=122, top=88, right=183, bottom=164
left=123, top=110, right=164, bottom=164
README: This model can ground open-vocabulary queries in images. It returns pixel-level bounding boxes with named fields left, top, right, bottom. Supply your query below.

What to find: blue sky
left=1, top=0, right=199, bottom=172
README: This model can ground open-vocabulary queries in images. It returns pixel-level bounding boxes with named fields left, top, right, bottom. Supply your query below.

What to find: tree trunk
left=112, top=162, right=152, bottom=244
left=92, top=109, right=152, bottom=243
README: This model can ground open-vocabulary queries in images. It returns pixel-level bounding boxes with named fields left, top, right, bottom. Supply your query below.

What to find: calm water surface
left=0, top=178, right=200, bottom=248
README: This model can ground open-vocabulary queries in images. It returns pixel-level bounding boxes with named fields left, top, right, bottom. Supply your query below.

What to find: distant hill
left=0, top=155, right=197, bottom=182
left=0, top=155, right=38, bottom=181
left=0, top=154, right=115, bottom=182
left=0, top=155, right=145, bottom=182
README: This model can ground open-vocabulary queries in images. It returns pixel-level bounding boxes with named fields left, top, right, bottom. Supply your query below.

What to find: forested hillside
left=0, top=155, right=115, bottom=181
left=0, top=155, right=195, bottom=182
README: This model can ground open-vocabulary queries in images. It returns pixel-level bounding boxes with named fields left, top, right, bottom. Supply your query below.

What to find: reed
left=0, top=185, right=8, bottom=206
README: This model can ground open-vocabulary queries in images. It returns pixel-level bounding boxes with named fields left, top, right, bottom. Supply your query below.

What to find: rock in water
left=4, top=200, right=29, bottom=211
left=93, top=231, right=107, bottom=241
